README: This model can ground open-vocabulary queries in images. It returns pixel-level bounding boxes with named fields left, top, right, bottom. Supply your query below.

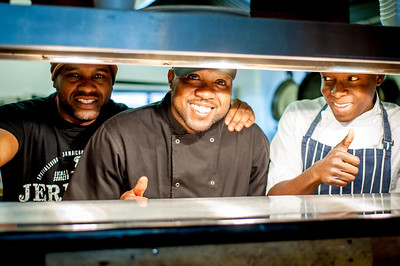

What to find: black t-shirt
left=0, top=93, right=128, bottom=202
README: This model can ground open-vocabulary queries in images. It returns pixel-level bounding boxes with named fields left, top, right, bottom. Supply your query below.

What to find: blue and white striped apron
left=301, top=102, right=393, bottom=195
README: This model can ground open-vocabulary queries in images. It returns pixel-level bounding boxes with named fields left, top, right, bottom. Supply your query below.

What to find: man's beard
left=58, top=97, right=100, bottom=123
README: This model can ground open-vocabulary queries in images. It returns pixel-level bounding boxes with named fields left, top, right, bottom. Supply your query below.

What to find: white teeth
left=77, top=99, right=95, bottom=104
left=191, top=104, right=211, bottom=113
left=334, top=102, right=351, bottom=108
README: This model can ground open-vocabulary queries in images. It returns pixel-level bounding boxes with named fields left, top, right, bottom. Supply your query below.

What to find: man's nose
left=330, top=82, right=347, bottom=97
left=77, top=77, right=97, bottom=91
left=194, top=84, right=216, bottom=99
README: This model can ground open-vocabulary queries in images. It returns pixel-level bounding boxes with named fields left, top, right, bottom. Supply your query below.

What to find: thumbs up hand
left=311, top=129, right=360, bottom=187
left=335, top=128, right=354, bottom=152
left=120, top=176, right=148, bottom=204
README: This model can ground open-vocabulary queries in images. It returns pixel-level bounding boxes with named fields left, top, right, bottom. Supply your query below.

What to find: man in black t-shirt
left=0, top=63, right=127, bottom=201
left=0, top=63, right=256, bottom=202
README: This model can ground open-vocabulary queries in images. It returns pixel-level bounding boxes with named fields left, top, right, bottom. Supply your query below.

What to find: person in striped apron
left=267, top=73, right=400, bottom=195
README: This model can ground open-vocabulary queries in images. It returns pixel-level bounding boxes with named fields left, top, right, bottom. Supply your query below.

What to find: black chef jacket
left=64, top=93, right=270, bottom=200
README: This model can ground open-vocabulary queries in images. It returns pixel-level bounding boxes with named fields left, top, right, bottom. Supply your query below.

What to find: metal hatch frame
left=0, top=3, right=400, bottom=74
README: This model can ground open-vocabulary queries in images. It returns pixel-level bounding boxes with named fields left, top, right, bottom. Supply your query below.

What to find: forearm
left=267, top=163, right=321, bottom=195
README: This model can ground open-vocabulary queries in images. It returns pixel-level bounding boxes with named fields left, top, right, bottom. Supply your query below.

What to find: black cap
left=172, top=67, right=237, bottom=80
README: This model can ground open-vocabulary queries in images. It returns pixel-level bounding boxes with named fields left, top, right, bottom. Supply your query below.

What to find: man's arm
left=225, top=98, right=255, bottom=132
left=268, top=130, right=360, bottom=195
left=0, top=128, right=18, bottom=167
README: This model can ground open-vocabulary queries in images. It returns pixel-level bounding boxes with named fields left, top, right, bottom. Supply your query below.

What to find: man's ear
left=168, top=69, right=175, bottom=91
left=377, top=75, right=385, bottom=86
left=52, top=79, right=57, bottom=88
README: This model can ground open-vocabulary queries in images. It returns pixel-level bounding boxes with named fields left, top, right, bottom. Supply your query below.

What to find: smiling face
left=320, top=73, right=384, bottom=122
left=168, top=69, right=232, bottom=133
left=53, top=64, right=114, bottom=126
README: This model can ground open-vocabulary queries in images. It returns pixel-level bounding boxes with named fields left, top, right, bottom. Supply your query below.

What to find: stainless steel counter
left=1, top=194, right=399, bottom=265
left=1, top=194, right=399, bottom=233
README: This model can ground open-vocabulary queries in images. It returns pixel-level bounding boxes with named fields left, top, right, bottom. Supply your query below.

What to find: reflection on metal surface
left=1, top=4, right=400, bottom=73
left=1, top=46, right=400, bottom=74
left=0, top=194, right=399, bottom=233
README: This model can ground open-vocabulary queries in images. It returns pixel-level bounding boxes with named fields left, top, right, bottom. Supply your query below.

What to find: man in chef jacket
left=267, top=73, right=400, bottom=195
left=64, top=67, right=269, bottom=200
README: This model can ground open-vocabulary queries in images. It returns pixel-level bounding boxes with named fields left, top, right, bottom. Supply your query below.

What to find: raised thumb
left=133, top=176, right=148, bottom=197
left=335, top=129, right=354, bottom=151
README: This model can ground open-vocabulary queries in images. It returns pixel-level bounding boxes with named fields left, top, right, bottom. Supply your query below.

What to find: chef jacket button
left=210, top=180, right=215, bottom=186
left=175, top=182, right=180, bottom=188
left=175, top=139, right=180, bottom=144
left=210, top=137, right=215, bottom=143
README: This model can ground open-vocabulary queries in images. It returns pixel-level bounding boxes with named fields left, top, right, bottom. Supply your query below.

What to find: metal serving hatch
left=0, top=3, right=400, bottom=74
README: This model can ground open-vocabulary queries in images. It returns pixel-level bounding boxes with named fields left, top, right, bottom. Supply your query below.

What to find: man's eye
left=348, top=76, right=359, bottom=81
left=216, top=80, right=227, bottom=86
left=94, top=74, right=105, bottom=79
left=66, top=73, right=80, bottom=78
left=187, top=74, right=200, bottom=80
left=322, top=76, right=332, bottom=81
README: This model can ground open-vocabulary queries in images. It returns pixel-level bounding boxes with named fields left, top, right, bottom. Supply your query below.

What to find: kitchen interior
left=0, top=0, right=400, bottom=265
left=2, top=0, right=400, bottom=141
